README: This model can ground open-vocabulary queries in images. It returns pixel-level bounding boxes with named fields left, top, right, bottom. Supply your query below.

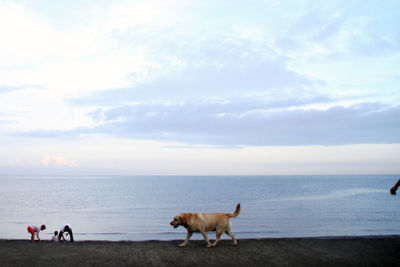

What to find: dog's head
left=170, top=214, right=186, bottom=228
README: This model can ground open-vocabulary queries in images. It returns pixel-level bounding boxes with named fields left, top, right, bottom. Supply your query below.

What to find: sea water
left=0, top=175, right=399, bottom=241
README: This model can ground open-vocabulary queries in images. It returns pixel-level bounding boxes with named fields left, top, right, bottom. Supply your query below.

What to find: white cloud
left=0, top=86, right=96, bottom=133
left=41, top=156, right=78, bottom=167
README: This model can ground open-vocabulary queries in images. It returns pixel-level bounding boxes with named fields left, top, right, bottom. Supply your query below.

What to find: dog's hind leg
left=225, top=230, right=238, bottom=245
left=201, top=231, right=212, bottom=248
left=211, top=229, right=223, bottom=247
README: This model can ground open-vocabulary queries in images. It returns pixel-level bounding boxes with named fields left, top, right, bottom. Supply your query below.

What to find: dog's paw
left=206, top=244, right=212, bottom=248
left=232, top=242, right=238, bottom=246
left=178, top=243, right=187, bottom=247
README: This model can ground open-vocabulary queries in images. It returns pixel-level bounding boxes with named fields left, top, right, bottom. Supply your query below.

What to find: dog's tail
left=229, top=203, right=241, bottom=218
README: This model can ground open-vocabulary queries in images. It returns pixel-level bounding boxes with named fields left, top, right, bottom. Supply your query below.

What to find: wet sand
left=1, top=236, right=399, bottom=266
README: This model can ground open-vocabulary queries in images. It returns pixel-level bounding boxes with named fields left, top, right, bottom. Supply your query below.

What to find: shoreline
left=1, top=236, right=399, bottom=266
left=2, top=233, right=400, bottom=242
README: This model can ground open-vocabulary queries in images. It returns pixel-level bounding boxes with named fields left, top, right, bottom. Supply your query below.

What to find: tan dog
left=170, top=203, right=241, bottom=247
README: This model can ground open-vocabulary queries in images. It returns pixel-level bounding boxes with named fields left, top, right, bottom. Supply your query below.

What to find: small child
left=51, top=231, right=59, bottom=242
left=27, top=224, right=46, bottom=242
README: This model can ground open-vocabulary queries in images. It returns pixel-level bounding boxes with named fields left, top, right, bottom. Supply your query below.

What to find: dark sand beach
left=1, top=236, right=399, bottom=266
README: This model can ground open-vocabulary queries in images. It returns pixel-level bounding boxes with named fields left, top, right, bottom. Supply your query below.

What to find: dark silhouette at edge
left=390, top=179, right=400, bottom=195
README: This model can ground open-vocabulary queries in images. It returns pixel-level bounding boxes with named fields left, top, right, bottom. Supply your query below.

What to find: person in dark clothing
left=390, top=179, right=400, bottom=195
left=58, top=224, right=74, bottom=242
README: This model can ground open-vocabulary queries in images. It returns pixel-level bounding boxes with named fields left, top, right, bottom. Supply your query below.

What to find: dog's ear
left=179, top=214, right=186, bottom=225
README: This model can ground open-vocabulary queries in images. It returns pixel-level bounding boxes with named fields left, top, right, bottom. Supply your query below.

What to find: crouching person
left=51, top=231, right=59, bottom=242
left=59, top=223, right=74, bottom=242
left=27, top=224, right=46, bottom=242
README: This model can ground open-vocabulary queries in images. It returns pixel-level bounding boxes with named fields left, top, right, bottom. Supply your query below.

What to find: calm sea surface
left=0, top=175, right=399, bottom=241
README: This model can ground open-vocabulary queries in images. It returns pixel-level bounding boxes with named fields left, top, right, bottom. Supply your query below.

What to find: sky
left=0, top=0, right=399, bottom=175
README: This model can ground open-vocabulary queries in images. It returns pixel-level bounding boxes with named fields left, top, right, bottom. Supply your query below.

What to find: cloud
left=91, top=102, right=400, bottom=146
left=41, top=156, right=78, bottom=167
left=15, top=101, right=400, bottom=146
left=61, top=28, right=398, bottom=148
left=69, top=37, right=315, bottom=106
left=2, top=1, right=400, bottom=151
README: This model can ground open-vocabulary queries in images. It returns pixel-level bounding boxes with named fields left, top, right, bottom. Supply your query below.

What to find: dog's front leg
left=179, top=231, right=193, bottom=247
left=201, top=231, right=212, bottom=248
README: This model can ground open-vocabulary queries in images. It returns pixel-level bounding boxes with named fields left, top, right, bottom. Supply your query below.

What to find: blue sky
left=0, top=0, right=399, bottom=175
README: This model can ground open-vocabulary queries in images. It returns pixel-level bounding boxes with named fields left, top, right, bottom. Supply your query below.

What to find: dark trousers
left=59, top=229, right=74, bottom=242
left=66, top=229, right=74, bottom=242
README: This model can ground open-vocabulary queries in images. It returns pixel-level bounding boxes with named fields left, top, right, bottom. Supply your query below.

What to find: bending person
left=27, top=224, right=46, bottom=242
left=58, top=223, right=74, bottom=242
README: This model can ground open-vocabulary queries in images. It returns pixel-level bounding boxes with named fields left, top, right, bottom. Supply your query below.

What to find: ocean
left=0, top=175, right=399, bottom=241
